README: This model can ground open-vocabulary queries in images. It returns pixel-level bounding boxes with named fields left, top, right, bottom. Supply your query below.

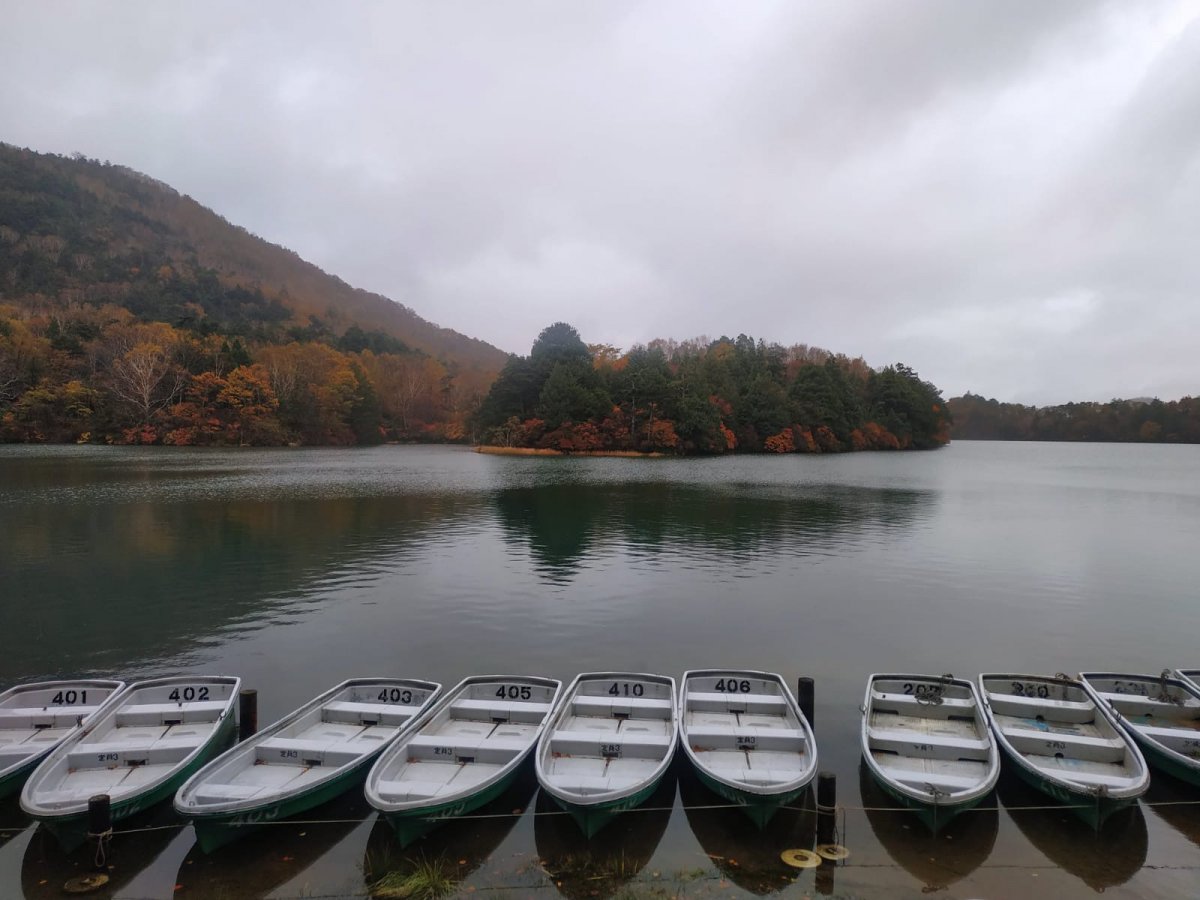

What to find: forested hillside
left=474, top=323, right=950, bottom=454
left=0, top=143, right=506, bottom=445
left=947, top=393, right=1200, bottom=443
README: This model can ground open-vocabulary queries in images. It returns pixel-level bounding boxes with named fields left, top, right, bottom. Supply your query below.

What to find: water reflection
left=21, top=803, right=183, bottom=899
left=858, top=760, right=997, bottom=891
left=680, top=768, right=815, bottom=895
left=493, top=482, right=932, bottom=583
left=535, top=772, right=674, bottom=899
left=1145, top=774, right=1200, bottom=851
left=175, top=790, right=371, bottom=897
left=362, top=767, right=536, bottom=895
left=999, top=772, right=1147, bottom=891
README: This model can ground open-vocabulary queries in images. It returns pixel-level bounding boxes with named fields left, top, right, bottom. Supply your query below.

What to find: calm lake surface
left=1, top=441, right=1199, bottom=899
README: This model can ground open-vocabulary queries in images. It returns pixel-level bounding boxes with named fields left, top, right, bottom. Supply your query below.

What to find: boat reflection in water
left=174, top=789, right=371, bottom=897
left=680, top=767, right=815, bottom=895
left=363, top=768, right=537, bottom=896
left=1145, top=773, right=1200, bottom=851
left=0, top=799, right=27, bottom=850
left=859, top=760, right=997, bottom=892
left=998, top=770, right=1147, bottom=891
left=22, top=802, right=185, bottom=900
left=536, top=771, right=674, bottom=900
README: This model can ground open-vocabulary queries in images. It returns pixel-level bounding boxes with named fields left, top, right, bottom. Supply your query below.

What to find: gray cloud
left=2, top=0, right=1197, bottom=403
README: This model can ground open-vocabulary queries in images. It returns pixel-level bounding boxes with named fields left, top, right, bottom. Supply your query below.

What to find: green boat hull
left=694, top=768, right=807, bottom=829
left=1007, top=756, right=1135, bottom=830
left=1130, top=730, right=1200, bottom=789
left=547, top=775, right=664, bottom=839
left=188, top=755, right=377, bottom=853
left=0, top=756, right=42, bottom=801
left=870, top=769, right=985, bottom=834
left=384, top=766, right=521, bottom=848
left=38, top=713, right=236, bottom=851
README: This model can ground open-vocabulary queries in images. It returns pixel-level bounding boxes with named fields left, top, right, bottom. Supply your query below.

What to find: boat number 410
left=608, top=683, right=645, bottom=697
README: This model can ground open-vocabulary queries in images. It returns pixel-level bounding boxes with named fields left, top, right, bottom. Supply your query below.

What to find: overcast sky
left=3, top=1, right=1199, bottom=404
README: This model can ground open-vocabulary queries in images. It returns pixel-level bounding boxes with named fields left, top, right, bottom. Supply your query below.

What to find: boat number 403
left=378, top=688, right=415, bottom=703
left=608, top=683, right=644, bottom=697
left=168, top=687, right=210, bottom=701
left=51, top=690, right=88, bottom=705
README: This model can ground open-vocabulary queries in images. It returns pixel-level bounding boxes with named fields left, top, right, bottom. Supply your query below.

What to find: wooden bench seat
left=321, top=700, right=422, bottom=726
left=685, top=691, right=787, bottom=715
left=115, top=701, right=228, bottom=727
left=448, top=698, right=552, bottom=724
left=571, top=695, right=673, bottom=718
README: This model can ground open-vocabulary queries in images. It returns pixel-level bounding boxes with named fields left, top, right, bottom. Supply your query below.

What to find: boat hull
left=0, top=757, right=41, bottom=801
left=1003, top=751, right=1134, bottom=831
left=867, top=765, right=984, bottom=834
left=38, top=713, right=236, bottom=851
left=694, top=768, right=806, bottom=829
left=546, top=774, right=664, bottom=839
left=189, top=754, right=374, bottom=853
left=1131, top=731, right=1200, bottom=789
left=384, top=765, right=520, bottom=848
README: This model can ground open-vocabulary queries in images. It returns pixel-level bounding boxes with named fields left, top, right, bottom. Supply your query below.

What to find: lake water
left=1, top=441, right=1199, bottom=899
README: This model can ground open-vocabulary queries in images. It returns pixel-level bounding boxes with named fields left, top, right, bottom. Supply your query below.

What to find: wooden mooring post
left=238, top=689, right=258, bottom=741
left=796, top=676, right=815, bottom=730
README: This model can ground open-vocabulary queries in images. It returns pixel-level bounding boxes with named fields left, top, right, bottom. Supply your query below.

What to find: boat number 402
left=51, top=690, right=88, bottom=705
left=608, top=683, right=644, bottom=697
left=168, top=687, right=210, bottom=701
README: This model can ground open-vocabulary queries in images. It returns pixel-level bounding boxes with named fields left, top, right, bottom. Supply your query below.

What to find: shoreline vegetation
left=474, top=445, right=664, bottom=458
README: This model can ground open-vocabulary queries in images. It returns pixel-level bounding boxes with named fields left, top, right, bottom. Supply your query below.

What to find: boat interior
left=866, top=676, right=991, bottom=799
left=185, top=680, right=438, bottom=806
left=982, top=674, right=1143, bottom=790
left=540, top=675, right=675, bottom=799
left=31, top=679, right=238, bottom=806
left=682, top=672, right=810, bottom=788
left=374, top=677, right=559, bottom=805
left=1082, top=673, right=1200, bottom=758
left=0, top=681, right=122, bottom=776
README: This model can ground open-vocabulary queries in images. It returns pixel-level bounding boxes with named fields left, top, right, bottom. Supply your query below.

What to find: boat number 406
left=715, top=679, right=752, bottom=693
left=168, top=687, right=210, bottom=701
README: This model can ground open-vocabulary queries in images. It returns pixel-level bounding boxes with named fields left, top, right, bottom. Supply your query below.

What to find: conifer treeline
left=473, top=323, right=951, bottom=454
left=947, top=393, right=1200, bottom=443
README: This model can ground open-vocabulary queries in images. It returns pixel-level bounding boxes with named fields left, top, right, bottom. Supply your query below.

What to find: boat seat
left=685, top=726, right=805, bottom=753
left=891, top=770, right=983, bottom=794
left=67, top=741, right=192, bottom=769
left=321, top=701, right=421, bottom=726
left=373, top=778, right=449, bottom=802
left=0, top=709, right=94, bottom=729
left=1128, top=724, right=1200, bottom=754
left=256, top=737, right=362, bottom=768
left=1003, top=728, right=1126, bottom=763
left=571, top=695, right=673, bottom=719
left=872, top=691, right=975, bottom=713
left=1099, top=693, right=1200, bottom=717
left=985, top=693, right=1095, bottom=723
left=550, top=731, right=671, bottom=760
left=867, top=727, right=990, bottom=761
left=404, top=734, right=528, bottom=765
left=685, top=691, right=787, bottom=715
left=115, top=702, right=228, bottom=727
left=191, top=782, right=265, bottom=803
left=1032, top=767, right=1136, bottom=791
left=449, top=698, right=552, bottom=724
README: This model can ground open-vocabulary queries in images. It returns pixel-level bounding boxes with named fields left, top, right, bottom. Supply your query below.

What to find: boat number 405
left=51, top=690, right=88, bottom=705
left=495, top=685, right=533, bottom=700
left=168, top=687, right=210, bottom=701
left=608, top=683, right=644, bottom=697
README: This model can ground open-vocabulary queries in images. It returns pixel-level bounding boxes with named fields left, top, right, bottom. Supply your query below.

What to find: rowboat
left=0, top=679, right=125, bottom=799
left=861, top=673, right=999, bottom=833
left=176, top=678, right=441, bottom=851
left=21, top=675, right=240, bottom=848
left=1080, top=671, right=1200, bottom=788
left=979, top=673, right=1148, bottom=829
left=366, top=675, right=561, bottom=847
left=1177, top=669, right=1200, bottom=692
left=679, top=669, right=816, bottom=827
left=535, top=672, right=677, bottom=838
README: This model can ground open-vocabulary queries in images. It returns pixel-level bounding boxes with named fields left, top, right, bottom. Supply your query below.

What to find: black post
left=797, top=677, right=815, bottom=731
left=816, top=770, right=837, bottom=845
left=87, top=793, right=112, bottom=870
left=239, top=689, right=258, bottom=741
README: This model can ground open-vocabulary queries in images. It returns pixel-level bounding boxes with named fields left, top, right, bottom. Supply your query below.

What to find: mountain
left=0, top=142, right=506, bottom=383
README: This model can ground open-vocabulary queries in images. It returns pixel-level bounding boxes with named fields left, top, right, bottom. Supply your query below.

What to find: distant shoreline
left=474, top=445, right=665, bottom=458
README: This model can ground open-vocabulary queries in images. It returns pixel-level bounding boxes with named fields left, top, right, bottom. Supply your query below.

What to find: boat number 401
left=51, top=690, right=88, bottom=705
left=168, top=687, right=210, bottom=701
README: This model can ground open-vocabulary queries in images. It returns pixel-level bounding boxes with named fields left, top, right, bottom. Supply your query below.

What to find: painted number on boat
left=736, top=736, right=757, bottom=749
left=433, top=747, right=455, bottom=758
left=608, top=683, right=644, bottom=697
left=912, top=743, right=931, bottom=752
left=278, top=749, right=298, bottom=759
left=50, top=690, right=88, bottom=705
left=600, top=744, right=622, bottom=758
left=168, top=687, right=210, bottom=702
left=902, top=683, right=943, bottom=696
left=715, top=679, right=752, bottom=693
left=1111, top=681, right=1149, bottom=695
left=1045, top=740, right=1067, bottom=750
left=494, top=685, right=533, bottom=700
left=1011, top=682, right=1050, bottom=698
left=97, top=753, right=119, bottom=763
left=377, top=688, right=414, bottom=704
